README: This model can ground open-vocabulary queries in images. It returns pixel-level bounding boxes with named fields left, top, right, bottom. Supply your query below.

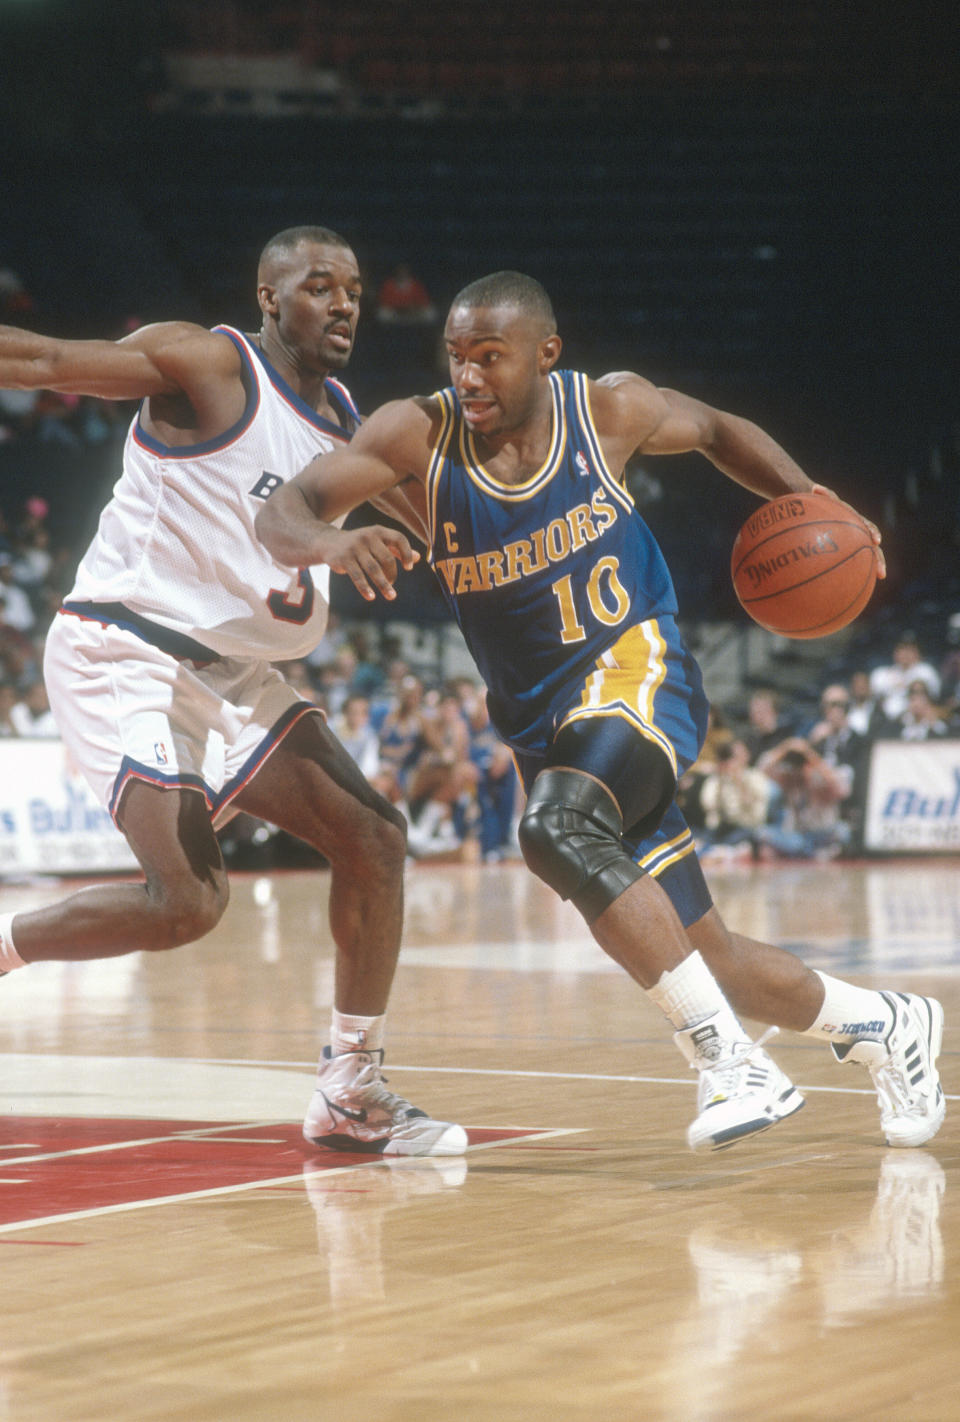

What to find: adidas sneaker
left=675, top=1015, right=805, bottom=1152
left=831, top=992, right=945, bottom=1148
left=303, top=1047, right=468, bottom=1157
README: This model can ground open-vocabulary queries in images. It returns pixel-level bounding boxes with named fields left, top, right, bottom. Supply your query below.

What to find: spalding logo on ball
left=731, top=491, right=879, bottom=639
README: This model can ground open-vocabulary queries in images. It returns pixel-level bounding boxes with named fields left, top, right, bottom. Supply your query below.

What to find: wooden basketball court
left=1, top=856, right=956, bottom=1421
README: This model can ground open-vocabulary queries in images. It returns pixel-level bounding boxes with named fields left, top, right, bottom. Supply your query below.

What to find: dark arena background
left=1, top=1, right=957, bottom=635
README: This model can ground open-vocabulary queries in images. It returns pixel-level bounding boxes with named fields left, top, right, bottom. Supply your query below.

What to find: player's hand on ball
left=810, top=483, right=886, bottom=579
left=731, top=491, right=880, bottom=638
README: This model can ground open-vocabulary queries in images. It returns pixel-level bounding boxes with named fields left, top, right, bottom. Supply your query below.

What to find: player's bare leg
left=588, top=871, right=691, bottom=988
left=2, top=780, right=228, bottom=961
left=235, top=712, right=466, bottom=1157
left=233, top=712, right=407, bottom=1016
left=687, top=910, right=825, bottom=1030
left=519, top=768, right=804, bottom=1149
left=593, top=877, right=806, bottom=1151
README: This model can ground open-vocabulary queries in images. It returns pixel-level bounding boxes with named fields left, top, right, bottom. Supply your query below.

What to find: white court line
left=0, top=1162, right=364, bottom=1235
left=17, top=1050, right=947, bottom=1103
left=191, top=1056, right=960, bottom=1102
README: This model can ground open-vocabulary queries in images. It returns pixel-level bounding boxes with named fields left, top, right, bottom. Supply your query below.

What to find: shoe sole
left=303, top=1129, right=394, bottom=1154
left=303, top=1124, right=469, bottom=1157
left=689, top=1087, right=806, bottom=1153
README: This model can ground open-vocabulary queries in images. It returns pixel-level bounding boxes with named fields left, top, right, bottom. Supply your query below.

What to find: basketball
left=730, top=491, right=879, bottom=638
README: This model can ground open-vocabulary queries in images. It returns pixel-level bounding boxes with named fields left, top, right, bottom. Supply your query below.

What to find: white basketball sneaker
left=675, top=1016, right=805, bottom=1152
left=831, top=992, right=945, bottom=1148
left=303, top=1047, right=468, bottom=1157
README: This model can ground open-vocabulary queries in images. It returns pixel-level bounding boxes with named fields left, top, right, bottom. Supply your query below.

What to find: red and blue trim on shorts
left=107, top=702, right=319, bottom=826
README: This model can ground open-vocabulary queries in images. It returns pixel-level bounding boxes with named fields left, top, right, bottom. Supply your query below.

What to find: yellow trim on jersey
left=460, top=371, right=566, bottom=501
left=574, top=373, right=635, bottom=515
left=556, top=620, right=677, bottom=776
left=425, top=390, right=457, bottom=562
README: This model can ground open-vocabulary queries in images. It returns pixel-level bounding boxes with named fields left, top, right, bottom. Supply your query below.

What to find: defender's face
left=266, top=241, right=362, bottom=370
left=444, top=303, right=555, bottom=436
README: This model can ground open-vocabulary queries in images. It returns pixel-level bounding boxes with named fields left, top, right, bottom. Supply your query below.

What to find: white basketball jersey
left=67, top=326, right=358, bottom=660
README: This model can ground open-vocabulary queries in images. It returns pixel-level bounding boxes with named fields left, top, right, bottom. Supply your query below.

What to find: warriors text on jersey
left=64, top=326, right=359, bottom=661
left=425, top=369, right=706, bottom=756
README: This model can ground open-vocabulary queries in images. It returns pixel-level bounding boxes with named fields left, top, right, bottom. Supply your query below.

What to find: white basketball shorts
left=43, top=609, right=320, bottom=826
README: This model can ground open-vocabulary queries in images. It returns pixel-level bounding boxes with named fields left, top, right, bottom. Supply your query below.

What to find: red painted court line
left=0, top=1239, right=89, bottom=1247
left=0, top=1117, right=555, bottom=1230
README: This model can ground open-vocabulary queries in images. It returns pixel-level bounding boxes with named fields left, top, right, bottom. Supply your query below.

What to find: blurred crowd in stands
left=683, top=627, right=960, bottom=868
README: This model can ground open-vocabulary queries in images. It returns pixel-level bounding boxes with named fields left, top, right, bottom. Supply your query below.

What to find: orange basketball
left=730, top=491, right=879, bottom=639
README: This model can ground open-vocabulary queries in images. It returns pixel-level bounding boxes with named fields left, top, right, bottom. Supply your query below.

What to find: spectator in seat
left=0, top=679, right=19, bottom=736
left=331, top=693, right=381, bottom=779
left=939, top=615, right=960, bottom=720
left=808, top=683, right=870, bottom=850
left=869, top=632, right=940, bottom=723
left=895, top=680, right=949, bottom=741
left=0, top=555, right=35, bottom=635
left=846, top=668, right=889, bottom=739
left=756, top=735, right=852, bottom=860
left=463, top=689, right=519, bottom=863
left=377, top=673, right=430, bottom=790
left=698, top=738, right=772, bottom=861
left=741, top=687, right=792, bottom=763
left=10, top=677, right=59, bottom=738
left=375, top=263, right=436, bottom=326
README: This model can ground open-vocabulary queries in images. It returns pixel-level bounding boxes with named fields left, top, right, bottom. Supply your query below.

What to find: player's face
left=266, top=241, right=362, bottom=371
left=444, top=303, right=557, bottom=436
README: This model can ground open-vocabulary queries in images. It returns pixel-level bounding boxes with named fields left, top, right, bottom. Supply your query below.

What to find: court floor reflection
left=670, top=1149, right=946, bottom=1405
left=816, top=1150, right=945, bottom=1326
left=304, top=1156, right=470, bottom=1305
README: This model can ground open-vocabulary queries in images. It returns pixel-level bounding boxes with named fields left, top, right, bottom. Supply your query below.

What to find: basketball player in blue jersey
left=0, top=228, right=466, bottom=1158
left=257, top=271, right=944, bottom=1153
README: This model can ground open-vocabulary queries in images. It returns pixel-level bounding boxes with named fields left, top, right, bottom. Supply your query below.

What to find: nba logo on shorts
left=154, top=741, right=169, bottom=766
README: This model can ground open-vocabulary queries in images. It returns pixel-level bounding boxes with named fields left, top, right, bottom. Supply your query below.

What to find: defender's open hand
left=322, top=525, right=420, bottom=601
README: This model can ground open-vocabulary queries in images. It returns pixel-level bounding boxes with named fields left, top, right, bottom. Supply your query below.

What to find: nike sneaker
left=303, top=1047, right=467, bottom=1156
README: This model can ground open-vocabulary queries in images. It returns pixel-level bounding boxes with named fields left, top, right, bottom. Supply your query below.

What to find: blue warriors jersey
left=426, top=370, right=705, bottom=760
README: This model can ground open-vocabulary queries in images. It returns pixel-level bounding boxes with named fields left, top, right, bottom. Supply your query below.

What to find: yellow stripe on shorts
left=558, top=620, right=677, bottom=776
left=638, top=829, right=697, bottom=877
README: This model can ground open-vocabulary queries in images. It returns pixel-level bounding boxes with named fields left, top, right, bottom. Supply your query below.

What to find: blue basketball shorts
left=511, top=616, right=714, bottom=928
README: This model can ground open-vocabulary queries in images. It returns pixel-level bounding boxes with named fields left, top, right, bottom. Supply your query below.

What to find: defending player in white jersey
left=0, top=227, right=466, bottom=1157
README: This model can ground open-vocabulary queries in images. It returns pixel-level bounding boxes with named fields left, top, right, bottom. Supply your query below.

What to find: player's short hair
left=450, top=271, right=556, bottom=335
left=258, top=226, right=352, bottom=275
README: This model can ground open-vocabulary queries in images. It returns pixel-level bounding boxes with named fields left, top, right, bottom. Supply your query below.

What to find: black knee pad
left=518, top=768, right=645, bottom=923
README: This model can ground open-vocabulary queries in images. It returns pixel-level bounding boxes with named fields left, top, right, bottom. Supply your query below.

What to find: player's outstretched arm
left=594, top=372, right=812, bottom=497
left=0, top=320, right=230, bottom=402
left=255, top=397, right=434, bottom=601
left=593, top=373, right=884, bottom=574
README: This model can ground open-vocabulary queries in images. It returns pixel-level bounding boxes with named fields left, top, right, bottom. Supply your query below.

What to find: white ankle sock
left=805, top=972, right=893, bottom=1043
left=0, top=913, right=25, bottom=973
left=330, top=1010, right=385, bottom=1055
left=647, top=951, right=744, bottom=1038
